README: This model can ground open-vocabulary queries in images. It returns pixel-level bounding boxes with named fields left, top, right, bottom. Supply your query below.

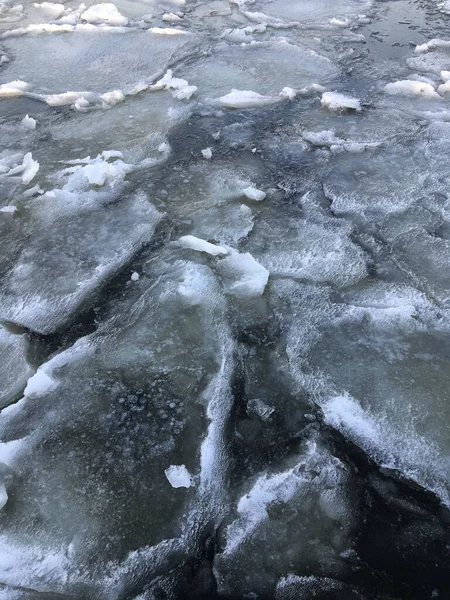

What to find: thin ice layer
left=0, top=190, right=162, bottom=333
left=0, top=326, right=34, bottom=409
left=0, top=254, right=229, bottom=590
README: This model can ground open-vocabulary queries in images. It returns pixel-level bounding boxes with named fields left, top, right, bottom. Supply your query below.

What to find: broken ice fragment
left=247, top=398, right=275, bottom=421
left=164, top=465, right=193, bottom=488
left=162, top=13, right=182, bottom=22
left=24, top=369, right=56, bottom=398
left=280, top=87, right=296, bottom=101
left=218, top=252, right=269, bottom=298
left=0, top=486, right=7, bottom=510
left=0, top=80, right=30, bottom=98
left=21, top=153, right=39, bottom=185
left=243, top=186, right=266, bottom=201
left=321, top=91, right=361, bottom=112
left=81, top=3, right=128, bottom=26
left=153, top=70, right=197, bottom=100
left=217, top=89, right=280, bottom=109
left=34, top=2, right=66, bottom=19
left=384, top=80, right=441, bottom=99
left=178, top=235, right=228, bottom=256
left=21, top=115, right=36, bottom=130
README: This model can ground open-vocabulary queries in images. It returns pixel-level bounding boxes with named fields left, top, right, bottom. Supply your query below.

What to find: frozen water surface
left=1, top=0, right=450, bottom=598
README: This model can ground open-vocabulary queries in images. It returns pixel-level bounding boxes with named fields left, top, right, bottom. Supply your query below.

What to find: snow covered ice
left=2, top=0, right=450, bottom=598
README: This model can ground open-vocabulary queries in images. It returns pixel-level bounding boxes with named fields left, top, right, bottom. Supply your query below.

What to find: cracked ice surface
left=1, top=0, right=450, bottom=598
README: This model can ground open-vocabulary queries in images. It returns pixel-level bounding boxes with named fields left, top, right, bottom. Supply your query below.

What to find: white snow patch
left=0, top=80, right=30, bottom=98
left=217, top=89, right=280, bottom=109
left=242, top=186, right=266, bottom=201
left=415, top=39, right=450, bottom=54
left=158, top=142, right=170, bottom=154
left=201, top=147, right=212, bottom=159
left=61, top=153, right=132, bottom=186
left=16, top=153, right=39, bottom=185
left=33, top=2, right=65, bottom=19
left=81, top=3, right=128, bottom=26
left=0, top=205, right=17, bottom=214
left=384, top=79, right=441, bottom=99
left=280, top=86, right=296, bottom=101
left=242, top=10, right=297, bottom=29
left=178, top=235, right=228, bottom=256
left=148, top=27, right=188, bottom=35
left=153, top=70, right=197, bottom=100
left=100, top=89, right=125, bottom=107
left=302, top=129, right=380, bottom=152
left=45, top=91, right=94, bottom=107
left=0, top=439, right=26, bottom=466
left=21, top=115, right=36, bottom=130
left=438, top=81, right=450, bottom=95
left=164, top=464, right=193, bottom=488
left=162, top=12, right=182, bottom=21
left=0, top=23, right=75, bottom=38
left=330, top=17, right=350, bottom=27
left=23, top=184, right=44, bottom=197
left=24, top=369, right=56, bottom=397
left=0, top=486, right=7, bottom=510
left=321, top=91, right=361, bottom=112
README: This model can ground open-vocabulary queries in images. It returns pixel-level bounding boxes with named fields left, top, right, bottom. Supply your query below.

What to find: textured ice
left=1, top=0, right=450, bottom=594
left=214, top=437, right=350, bottom=597
left=217, top=252, right=269, bottom=298
left=0, top=190, right=163, bottom=333
left=302, top=129, right=380, bottom=152
left=246, top=208, right=367, bottom=287
left=276, top=575, right=363, bottom=600
left=0, top=256, right=229, bottom=583
left=0, top=27, right=194, bottom=96
left=189, top=204, right=255, bottom=247
left=290, top=282, right=450, bottom=506
left=182, top=40, right=338, bottom=102
left=407, top=40, right=450, bottom=75
left=238, top=0, right=372, bottom=26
